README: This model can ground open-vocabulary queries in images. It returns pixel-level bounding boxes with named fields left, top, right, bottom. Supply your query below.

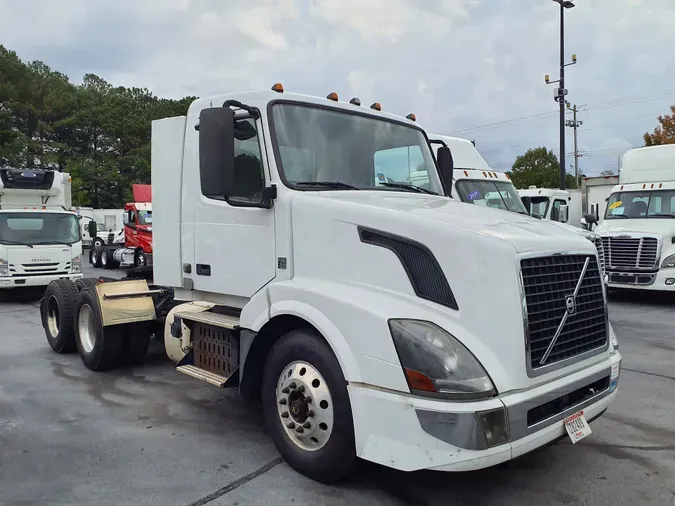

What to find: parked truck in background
left=595, top=144, right=675, bottom=291
left=0, top=167, right=83, bottom=288
left=581, top=175, right=619, bottom=224
left=40, top=87, right=620, bottom=483
left=89, top=184, right=152, bottom=269
left=422, top=135, right=605, bottom=275
left=517, top=186, right=583, bottom=227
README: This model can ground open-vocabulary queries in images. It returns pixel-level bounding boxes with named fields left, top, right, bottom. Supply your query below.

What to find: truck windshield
left=138, top=210, right=152, bottom=225
left=270, top=103, right=443, bottom=195
left=605, top=190, right=675, bottom=219
left=455, top=180, right=528, bottom=214
left=523, top=197, right=550, bottom=218
left=0, top=212, right=81, bottom=245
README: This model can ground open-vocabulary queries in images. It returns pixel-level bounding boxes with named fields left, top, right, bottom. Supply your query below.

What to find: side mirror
left=436, top=146, right=454, bottom=196
left=520, top=196, right=532, bottom=214
left=559, top=204, right=569, bottom=223
left=198, top=107, right=235, bottom=199
left=584, top=213, right=598, bottom=225
left=87, top=221, right=97, bottom=239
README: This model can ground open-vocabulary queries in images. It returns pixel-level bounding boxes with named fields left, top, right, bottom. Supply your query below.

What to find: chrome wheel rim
left=276, top=361, right=334, bottom=452
left=47, top=295, right=60, bottom=337
left=91, top=249, right=98, bottom=264
left=78, top=304, right=96, bottom=354
left=137, top=253, right=145, bottom=266
left=101, top=249, right=107, bottom=266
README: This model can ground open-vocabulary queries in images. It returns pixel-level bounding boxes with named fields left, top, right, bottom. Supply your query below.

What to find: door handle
left=196, top=264, right=211, bottom=276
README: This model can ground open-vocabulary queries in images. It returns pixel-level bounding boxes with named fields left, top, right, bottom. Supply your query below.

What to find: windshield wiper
left=295, top=181, right=360, bottom=190
left=32, top=240, right=72, bottom=247
left=379, top=182, right=438, bottom=195
left=0, top=239, right=34, bottom=248
left=610, top=214, right=629, bottom=218
left=648, top=213, right=675, bottom=219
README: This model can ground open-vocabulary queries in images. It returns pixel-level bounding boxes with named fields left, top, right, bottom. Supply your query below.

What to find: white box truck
left=582, top=175, right=619, bottom=223
left=39, top=87, right=620, bottom=483
left=0, top=167, right=83, bottom=288
left=595, top=144, right=675, bottom=290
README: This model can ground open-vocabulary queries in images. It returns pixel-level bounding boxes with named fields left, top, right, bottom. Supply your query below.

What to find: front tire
left=261, top=329, right=356, bottom=483
left=134, top=250, right=147, bottom=268
left=41, top=279, right=79, bottom=353
left=93, top=237, right=104, bottom=248
left=74, top=288, right=124, bottom=371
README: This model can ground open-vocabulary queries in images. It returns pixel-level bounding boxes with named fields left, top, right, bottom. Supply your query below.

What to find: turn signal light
left=404, top=368, right=436, bottom=392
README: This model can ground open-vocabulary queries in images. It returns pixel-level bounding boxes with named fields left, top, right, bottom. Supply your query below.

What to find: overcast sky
left=2, top=0, right=673, bottom=176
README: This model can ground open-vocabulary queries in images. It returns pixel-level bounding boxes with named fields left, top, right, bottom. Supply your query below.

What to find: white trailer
left=0, top=167, right=83, bottom=288
left=595, top=145, right=675, bottom=291
left=39, top=87, right=620, bottom=483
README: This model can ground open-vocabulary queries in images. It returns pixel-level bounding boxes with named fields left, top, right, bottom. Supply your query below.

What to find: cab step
left=176, top=365, right=229, bottom=387
left=173, top=311, right=240, bottom=330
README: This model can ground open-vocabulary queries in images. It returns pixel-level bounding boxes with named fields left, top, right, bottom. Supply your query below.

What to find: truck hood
left=290, top=192, right=602, bottom=393
left=317, top=192, right=590, bottom=253
left=595, top=218, right=675, bottom=238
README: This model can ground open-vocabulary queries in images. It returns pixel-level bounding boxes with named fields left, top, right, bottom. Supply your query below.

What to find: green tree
left=644, top=105, right=675, bottom=146
left=507, top=147, right=578, bottom=189
left=0, top=45, right=195, bottom=207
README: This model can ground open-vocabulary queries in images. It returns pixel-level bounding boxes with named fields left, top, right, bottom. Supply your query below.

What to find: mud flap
left=96, top=279, right=157, bottom=326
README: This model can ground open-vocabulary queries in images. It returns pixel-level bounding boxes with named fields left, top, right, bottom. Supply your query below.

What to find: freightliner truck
left=39, top=86, right=621, bottom=483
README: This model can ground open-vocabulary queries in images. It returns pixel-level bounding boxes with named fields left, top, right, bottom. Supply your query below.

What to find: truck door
left=124, top=208, right=137, bottom=247
left=192, top=116, right=275, bottom=298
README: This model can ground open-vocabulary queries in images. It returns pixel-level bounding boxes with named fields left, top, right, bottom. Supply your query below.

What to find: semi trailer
left=40, top=86, right=621, bottom=482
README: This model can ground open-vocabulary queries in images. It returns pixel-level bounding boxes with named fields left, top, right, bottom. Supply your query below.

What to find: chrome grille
left=521, top=254, right=607, bottom=372
left=593, top=238, right=605, bottom=275
left=107, top=232, right=115, bottom=244
left=602, top=236, right=659, bottom=271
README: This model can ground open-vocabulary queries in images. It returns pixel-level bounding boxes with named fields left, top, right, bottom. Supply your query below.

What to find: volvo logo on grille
left=539, top=256, right=591, bottom=366
left=565, top=295, right=576, bottom=315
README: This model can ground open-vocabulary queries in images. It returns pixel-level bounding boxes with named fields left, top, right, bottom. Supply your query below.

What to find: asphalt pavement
left=0, top=263, right=674, bottom=506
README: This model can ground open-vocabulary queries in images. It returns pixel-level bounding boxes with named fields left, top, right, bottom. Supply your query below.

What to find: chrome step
left=173, top=311, right=240, bottom=330
left=176, top=365, right=229, bottom=387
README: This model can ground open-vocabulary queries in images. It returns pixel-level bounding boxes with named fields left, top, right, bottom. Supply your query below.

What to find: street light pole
left=545, top=0, right=576, bottom=190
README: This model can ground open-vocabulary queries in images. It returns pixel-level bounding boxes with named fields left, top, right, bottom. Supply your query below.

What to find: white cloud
left=1, top=0, right=674, bottom=176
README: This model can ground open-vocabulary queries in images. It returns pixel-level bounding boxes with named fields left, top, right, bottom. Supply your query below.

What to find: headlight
left=661, top=254, right=675, bottom=269
left=71, top=254, right=83, bottom=273
left=609, top=322, right=619, bottom=350
left=389, top=319, right=496, bottom=399
left=0, top=258, right=8, bottom=277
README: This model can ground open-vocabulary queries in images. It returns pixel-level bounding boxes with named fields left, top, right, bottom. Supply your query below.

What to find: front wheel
left=261, top=329, right=356, bottom=483
left=93, top=237, right=104, bottom=248
left=135, top=250, right=147, bottom=268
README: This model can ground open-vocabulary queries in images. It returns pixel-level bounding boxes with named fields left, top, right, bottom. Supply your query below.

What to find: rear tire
left=75, top=278, right=98, bottom=291
left=261, top=329, right=357, bottom=483
left=74, top=287, right=124, bottom=371
left=41, top=279, right=79, bottom=353
left=91, top=246, right=103, bottom=268
left=100, top=248, right=120, bottom=269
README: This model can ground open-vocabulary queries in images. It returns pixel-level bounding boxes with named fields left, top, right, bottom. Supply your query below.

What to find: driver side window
left=551, top=199, right=566, bottom=221
left=230, top=118, right=265, bottom=202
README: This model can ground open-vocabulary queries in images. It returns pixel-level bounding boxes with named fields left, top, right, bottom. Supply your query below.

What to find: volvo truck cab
left=40, top=88, right=620, bottom=483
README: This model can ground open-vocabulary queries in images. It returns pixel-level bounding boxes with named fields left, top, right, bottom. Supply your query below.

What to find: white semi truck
left=0, top=167, right=83, bottom=288
left=39, top=87, right=620, bottom=482
left=595, top=144, right=675, bottom=291
left=517, top=186, right=583, bottom=227
left=422, top=135, right=605, bottom=275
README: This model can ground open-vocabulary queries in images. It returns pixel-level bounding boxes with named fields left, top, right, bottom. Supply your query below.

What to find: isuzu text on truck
left=595, top=144, right=675, bottom=291
left=0, top=167, right=83, bottom=288
left=40, top=87, right=620, bottom=483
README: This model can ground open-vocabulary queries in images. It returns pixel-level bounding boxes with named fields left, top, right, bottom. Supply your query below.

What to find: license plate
left=564, top=410, right=592, bottom=444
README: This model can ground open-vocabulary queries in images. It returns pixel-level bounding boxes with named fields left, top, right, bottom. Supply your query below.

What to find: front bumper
left=607, top=268, right=675, bottom=291
left=349, top=351, right=621, bottom=472
left=0, top=272, right=83, bottom=288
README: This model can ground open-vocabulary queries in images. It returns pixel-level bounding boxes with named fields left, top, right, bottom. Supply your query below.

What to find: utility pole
left=565, top=102, right=584, bottom=187
left=545, top=0, right=577, bottom=190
